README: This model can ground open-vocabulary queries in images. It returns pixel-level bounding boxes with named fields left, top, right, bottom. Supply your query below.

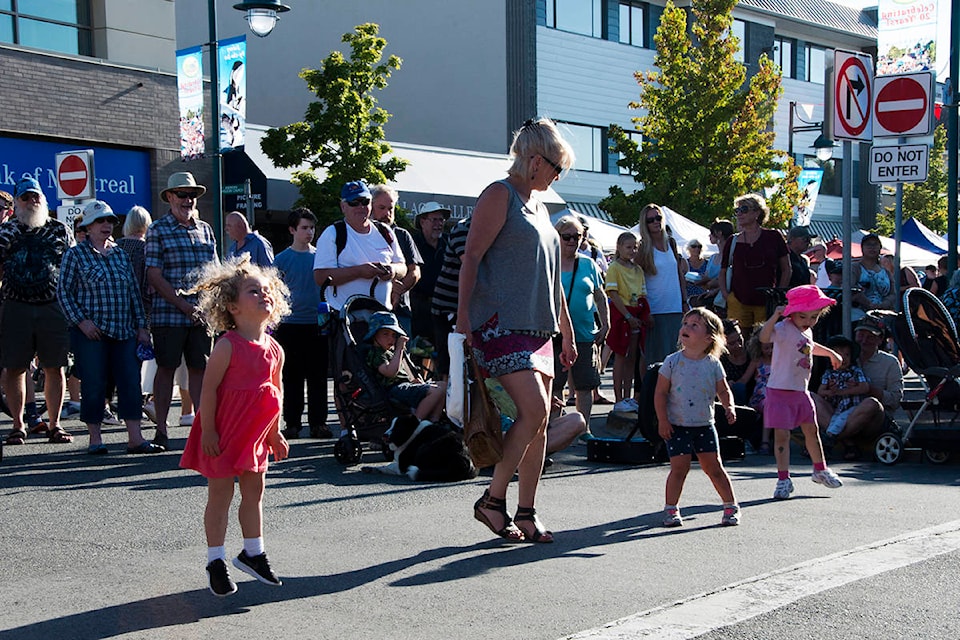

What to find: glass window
left=732, top=19, right=745, bottom=63
left=0, top=14, right=12, bottom=43
left=546, top=0, right=602, bottom=38
left=774, top=37, right=793, bottom=78
left=561, top=122, right=603, bottom=172
left=619, top=2, right=645, bottom=47
left=618, top=130, right=642, bottom=175
left=806, top=45, right=826, bottom=84
left=0, top=0, right=91, bottom=56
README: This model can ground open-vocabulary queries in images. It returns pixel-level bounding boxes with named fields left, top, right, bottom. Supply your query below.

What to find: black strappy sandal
left=473, top=490, right=524, bottom=542
left=514, top=507, right=554, bottom=543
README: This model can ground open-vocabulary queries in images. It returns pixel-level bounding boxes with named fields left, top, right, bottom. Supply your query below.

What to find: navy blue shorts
left=388, top=382, right=433, bottom=409
left=665, top=425, right=719, bottom=458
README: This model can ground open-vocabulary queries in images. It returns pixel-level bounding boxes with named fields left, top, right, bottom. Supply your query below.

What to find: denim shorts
left=388, top=382, right=433, bottom=409
left=665, top=424, right=720, bottom=457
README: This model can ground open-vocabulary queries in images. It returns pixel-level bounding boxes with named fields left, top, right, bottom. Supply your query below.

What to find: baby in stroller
left=365, top=311, right=447, bottom=421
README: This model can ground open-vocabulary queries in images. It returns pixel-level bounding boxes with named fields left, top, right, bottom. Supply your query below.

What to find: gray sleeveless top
left=469, top=179, right=562, bottom=334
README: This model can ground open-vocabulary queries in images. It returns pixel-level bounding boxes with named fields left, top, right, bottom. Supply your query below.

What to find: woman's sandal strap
left=474, top=491, right=524, bottom=542
left=514, top=507, right=554, bottom=543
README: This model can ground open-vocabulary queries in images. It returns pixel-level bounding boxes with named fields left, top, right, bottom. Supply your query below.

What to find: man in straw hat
left=145, top=171, right=218, bottom=448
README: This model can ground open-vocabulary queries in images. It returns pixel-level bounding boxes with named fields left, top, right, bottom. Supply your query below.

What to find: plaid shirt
left=144, top=212, right=218, bottom=327
left=58, top=239, right=146, bottom=340
left=0, top=217, right=73, bottom=304
left=820, top=366, right=869, bottom=413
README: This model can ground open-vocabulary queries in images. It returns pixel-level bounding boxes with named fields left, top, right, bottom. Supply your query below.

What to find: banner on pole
left=877, top=0, right=948, bottom=78
left=176, top=46, right=205, bottom=160
left=218, top=35, right=246, bottom=152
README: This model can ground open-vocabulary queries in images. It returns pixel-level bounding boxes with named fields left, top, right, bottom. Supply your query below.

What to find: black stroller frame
left=885, top=287, right=960, bottom=464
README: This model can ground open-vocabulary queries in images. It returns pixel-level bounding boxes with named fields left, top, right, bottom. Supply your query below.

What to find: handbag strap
left=566, top=256, right=580, bottom=303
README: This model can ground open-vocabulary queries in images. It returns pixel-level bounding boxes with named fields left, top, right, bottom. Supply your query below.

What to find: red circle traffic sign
left=874, top=77, right=928, bottom=134
left=58, top=154, right=89, bottom=198
left=835, top=56, right=871, bottom=137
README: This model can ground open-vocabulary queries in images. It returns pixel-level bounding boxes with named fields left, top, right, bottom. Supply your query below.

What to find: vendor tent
left=551, top=209, right=627, bottom=253
left=821, top=230, right=940, bottom=268
left=902, top=218, right=948, bottom=255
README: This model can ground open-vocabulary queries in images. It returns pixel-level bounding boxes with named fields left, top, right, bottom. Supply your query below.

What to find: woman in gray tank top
left=456, top=118, right=576, bottom=544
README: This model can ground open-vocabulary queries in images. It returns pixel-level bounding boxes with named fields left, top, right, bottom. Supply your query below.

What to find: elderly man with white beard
left=0, top=177, right=74, bottom=446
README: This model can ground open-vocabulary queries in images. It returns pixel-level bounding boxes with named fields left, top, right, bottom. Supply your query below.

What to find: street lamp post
left=787, top=100, right=836, bottom=162
left=207, top=0, right=290, bottom=255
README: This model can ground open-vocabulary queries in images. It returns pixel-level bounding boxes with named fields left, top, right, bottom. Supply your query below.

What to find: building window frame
left=0, top=1, right=92, bottom=56
left=544, top=0, right=603, bottom=38
left=774, top=36, right=795, bottom=79
left=732, top=19, right=746, bottom=63
left=559, top=121, right=605, bottom=173
left=618, top=1, right=648, bottom=48
left=805, top=44, right=827, bottom=84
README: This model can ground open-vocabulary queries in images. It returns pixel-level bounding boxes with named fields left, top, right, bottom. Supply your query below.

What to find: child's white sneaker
left=721, top=505, right=741, bottom=526
left=662, top=506, right=682, bottom=527
left=773, top=477, right=795, bottom=500
left=812, top=468, right=843, bottom=489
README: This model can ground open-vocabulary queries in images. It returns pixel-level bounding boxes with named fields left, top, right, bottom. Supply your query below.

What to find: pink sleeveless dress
left=180, top=331, right=282, bottom=478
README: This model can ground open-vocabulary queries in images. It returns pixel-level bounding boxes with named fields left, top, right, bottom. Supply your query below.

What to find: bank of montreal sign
left=0, top=136, right=150, bottom=214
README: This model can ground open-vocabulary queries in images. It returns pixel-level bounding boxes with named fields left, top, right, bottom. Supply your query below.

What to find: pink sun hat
left=782, top=285, right=836, bottom=316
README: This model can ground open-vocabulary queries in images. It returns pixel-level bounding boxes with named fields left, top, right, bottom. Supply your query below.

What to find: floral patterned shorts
left=471, top=313, right=554, bottom=379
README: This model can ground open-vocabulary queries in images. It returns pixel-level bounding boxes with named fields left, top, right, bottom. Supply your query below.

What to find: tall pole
left=949, top=0, right=959, bottom=274
left=209, top=0, right=224, bottom=257
left=841, top=139, right=853, bottom=338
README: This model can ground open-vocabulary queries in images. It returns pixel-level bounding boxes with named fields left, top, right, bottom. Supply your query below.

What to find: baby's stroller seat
left=885, top=287, right=960, bottom=464
left=328, top=294, right=414, bottom=464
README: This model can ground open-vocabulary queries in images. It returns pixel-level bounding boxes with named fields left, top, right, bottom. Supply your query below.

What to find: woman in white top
left=635, top=204, right=688, bottom=367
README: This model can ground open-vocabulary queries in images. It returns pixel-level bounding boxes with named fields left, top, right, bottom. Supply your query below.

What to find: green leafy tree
left=874, top=123, right=947, bottom=236
left=260, top=23, right=407, bottom=228
left=603, top=0, right=800, bottom=228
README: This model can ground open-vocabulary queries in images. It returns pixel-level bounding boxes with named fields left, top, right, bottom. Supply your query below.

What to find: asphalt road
left=2, top=410, right=959, bottom=640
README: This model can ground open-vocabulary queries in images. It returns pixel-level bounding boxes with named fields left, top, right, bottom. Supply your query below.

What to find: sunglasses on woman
left=560, top=233, right=581, bottom=242
left=646, top=215, right=662, bottom=224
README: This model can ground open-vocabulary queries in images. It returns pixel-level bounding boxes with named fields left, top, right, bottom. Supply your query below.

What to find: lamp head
left=813, top=133, right=836, bottom=162
left=233, top=0, right=290, bottom=37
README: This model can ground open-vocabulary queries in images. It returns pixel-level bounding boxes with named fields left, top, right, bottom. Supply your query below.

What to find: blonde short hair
left=507, top=118, right=576, bottom=180
left=734, top=193, right=770, bottom=227
left=123, top=205, right=152, bottom=236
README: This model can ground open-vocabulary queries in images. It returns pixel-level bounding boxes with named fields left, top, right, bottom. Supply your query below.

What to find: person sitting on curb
left=812, top=316, right=903, bottom=457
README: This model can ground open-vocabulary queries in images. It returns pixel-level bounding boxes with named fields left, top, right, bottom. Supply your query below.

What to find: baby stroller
left=886, top=287, right=960, bottom=464
left=327, top=293, right=414, bottom=464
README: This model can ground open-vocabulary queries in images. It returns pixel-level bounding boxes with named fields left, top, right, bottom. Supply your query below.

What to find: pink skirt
left=763, top=388, right=817, bottom=430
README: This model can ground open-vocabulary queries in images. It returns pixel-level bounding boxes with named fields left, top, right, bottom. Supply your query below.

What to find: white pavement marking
left=563, top=519, right=960, bottom=640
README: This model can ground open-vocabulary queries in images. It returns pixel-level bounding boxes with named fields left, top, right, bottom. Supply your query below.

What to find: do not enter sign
left=55, top=150, right=95, bottom=200
left=873, top=72, right=933, bottom=138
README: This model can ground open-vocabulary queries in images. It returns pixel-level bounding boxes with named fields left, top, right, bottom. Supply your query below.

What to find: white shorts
left=826, top=407, right=856, bottom=436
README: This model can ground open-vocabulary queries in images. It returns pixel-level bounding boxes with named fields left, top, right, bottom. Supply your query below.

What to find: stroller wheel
left=924, top=449, right=951, bottom=465
left=334, top=436, right=363, bottom=465
left=874, top=433, right=903, bottom=465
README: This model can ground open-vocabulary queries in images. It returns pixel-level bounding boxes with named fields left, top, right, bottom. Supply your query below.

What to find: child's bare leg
left=205, top=476, right=236, bottom=547
left=800, top=422, right=826, bottom=465
left=237, top=471, right=265, bottom=540
left=698, top=452, right=736, bottom=504
left=773, top=428, right=791, bottom=474
left=665, top=454, right=692, bottom=506
left=415, top=384, right=446, bottom=421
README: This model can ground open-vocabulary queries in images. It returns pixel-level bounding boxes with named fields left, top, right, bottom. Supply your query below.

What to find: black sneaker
left=233, top=551, right=281, bottom=586
left=206, top=559, right=237, bottom=597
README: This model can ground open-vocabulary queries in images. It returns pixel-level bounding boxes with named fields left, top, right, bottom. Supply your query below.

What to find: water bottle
left=318, top=301, right=331, bottom=335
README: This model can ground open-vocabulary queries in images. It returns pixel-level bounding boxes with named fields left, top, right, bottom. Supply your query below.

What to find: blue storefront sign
left=0, top=136, right=151, bottom=215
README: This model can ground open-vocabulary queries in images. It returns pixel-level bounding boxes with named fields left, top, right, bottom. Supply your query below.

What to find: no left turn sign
left=833, top=50, right=873, bottom=142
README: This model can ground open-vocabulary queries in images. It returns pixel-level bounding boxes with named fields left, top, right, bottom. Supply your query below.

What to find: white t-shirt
left=313, top=221, right=404, bottom=311
left=646, top=245, right=683, bottom=314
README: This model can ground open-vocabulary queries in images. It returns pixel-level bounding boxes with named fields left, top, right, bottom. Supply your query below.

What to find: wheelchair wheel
left=334, top=436, right=363, bottom=464
left=924, top=449, right=951, bottom=465
left=874, top=433, right=903, bottom=465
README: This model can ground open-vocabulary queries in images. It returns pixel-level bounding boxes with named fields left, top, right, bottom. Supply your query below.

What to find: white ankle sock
left=243, top=537, right=264, bottom=557
left=207, top=545, right=226, bottom=564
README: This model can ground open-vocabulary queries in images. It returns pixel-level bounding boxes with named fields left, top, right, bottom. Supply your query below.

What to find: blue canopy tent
left=902, top=218, right=947, bottom=255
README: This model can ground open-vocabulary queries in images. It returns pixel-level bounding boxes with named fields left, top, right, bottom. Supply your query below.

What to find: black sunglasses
left=734, top=205, right=757, bottom=214
left=346, top=197, right=370, bottom=207
left=171, top=190, right=198, bottom=199
left=646, top=215, right=662, bottom=224
left=560, top=233, right=581, bottom=242
left=540, top=154, right=563, bottom=175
